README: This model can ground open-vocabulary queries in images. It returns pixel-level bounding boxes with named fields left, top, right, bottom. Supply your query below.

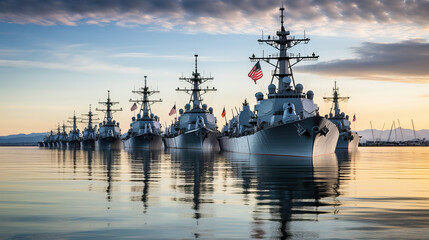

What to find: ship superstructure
left=96, top=90, right=122, bottom=149
left=67, top=112, right=81, bottom=148
left=53, top=123, right=62, bottom=147
left=163, top=55, right=220, bottom=150
left=59, top=122, right=68, bottom=148
left=122, top=76, right=163, bottom=149
left=219, top=7, right=339, bottom=157
left=323, top=82, right=359, bottom=151
left=45, top=130, right=55, bottom=147
left=81, top=104, right=98, bottom=148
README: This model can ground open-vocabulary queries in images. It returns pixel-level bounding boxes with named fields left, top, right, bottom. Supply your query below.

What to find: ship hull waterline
left=123, top=134, right=162, bottom=150
left=81, top=139, right=96, bottom=149
left=163, top=128, right=220, bottom=151
left=219, top=117, right=339, bottom=158
left=68, top=140, right=81, bottom=149
left=96, top=137, right=122, bottom=149
left=335, top=132, right=359, bottom=151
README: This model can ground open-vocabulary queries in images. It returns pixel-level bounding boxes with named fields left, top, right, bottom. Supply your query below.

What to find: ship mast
left=176, top=55, right=216, bottom=110
left=81, top=104, right=99, bottom=130
left=250, top=7, right=318, bottom=93
left=61, top=121, right=68, bottom=134
left=96, top=90, right=122, bottom=124
left=68, top=111, right=80, bottom=133
left=129, top=76, right=162, bottom=120
left=323, top=81, right=350, bottom=117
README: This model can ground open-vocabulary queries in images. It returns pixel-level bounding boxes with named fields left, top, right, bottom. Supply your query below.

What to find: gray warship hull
left=163, top=129, right=220, bottom=151
left=123, top=134, right=162, bottom=150
left=81, top=139, right=95, bottom=149
left=96, top=137, right=122, bottom=149
left=68, top=140, right=80, bottom=149
left=219, top=117, right=339, bottom=157
left=336, top=132, right=359, bottom=151
left=60, top=141, right=68, bottom=148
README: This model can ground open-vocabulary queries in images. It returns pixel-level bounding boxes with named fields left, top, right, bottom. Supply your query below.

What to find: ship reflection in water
left=1, top=147, right=429, bottom=239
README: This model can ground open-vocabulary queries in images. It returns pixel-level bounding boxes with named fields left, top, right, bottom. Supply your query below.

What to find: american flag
left=221, top=107, right=226, bottom=118
left=169, top=104, right=176, bottom=116
left=248, top=61, right=263, bottom=84
left=130, top=103, right=137, bottom=111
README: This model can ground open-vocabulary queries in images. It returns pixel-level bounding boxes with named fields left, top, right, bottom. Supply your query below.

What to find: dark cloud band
left=1, top=0, right=428, bottom=28
left=297, top=39, right=429, bottom=83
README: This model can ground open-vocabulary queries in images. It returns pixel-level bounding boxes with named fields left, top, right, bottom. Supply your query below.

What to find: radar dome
left=282, top=77, right=291, bottom=86
left=185, top=104, right=191, bottom=110
left=306, top=90, right=314, bottom=100
left=194, top=100, right=200, bottom=108
left=202, top=104, right=207, bottom=110
left=295, top=83, right=303, bottom=93
left=268, top=84, right=276, bottom=94
left=255, top=92, right=264, bottom=101
left=208, top=107, right=213, bottom=114
left=179, top=109, right=184, bottom=115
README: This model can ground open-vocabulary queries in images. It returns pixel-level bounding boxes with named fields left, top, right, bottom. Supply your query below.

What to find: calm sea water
left=1, top=147, right=429, bottom=239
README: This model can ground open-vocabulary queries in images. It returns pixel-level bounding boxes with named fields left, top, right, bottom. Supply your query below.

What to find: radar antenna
left=81, top=104, right=99, bottom=130
left=176, top=54, right=217, bottom=109
left=96, top=90, right=122, bottom=124
left=323, top=81, right=350, bottom=117
left=129, top=76, right=162, bottom=120
left=249, top=7, right=318, bottom=91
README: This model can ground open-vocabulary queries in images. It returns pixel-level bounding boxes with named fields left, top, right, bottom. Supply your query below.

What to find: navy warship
left=219, top=7, right=339, bottom=157
left=122, top=76, right=163, bottom=149
left=163, top=55, right=220, bottom=150
left=40, top=131, right=51, bottom=147
left=59, top=122, right=68, bottom=148
left=96, top=91, right=122, bottom=149
left=323, top=82, right=359, bottom=151
left=81, top=104, right=98, bottom=148
left=46, top=130, right=56, bottom=147
left=67, top=112, right=81, bottom=148
left=53, top=123, right=62, bottom=147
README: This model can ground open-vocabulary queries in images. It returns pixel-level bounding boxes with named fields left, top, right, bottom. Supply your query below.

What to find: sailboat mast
left=393, top=121, right=398, bottom=141
left=397, top=119, right=404, bottom=141
left=387, top=122, right=393, bottom=142
left=411, top=119, right=417, bottom=140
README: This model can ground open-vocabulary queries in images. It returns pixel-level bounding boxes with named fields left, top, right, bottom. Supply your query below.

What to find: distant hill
left=357, top=128, right=429, bottom=142
left=0, top=133, right=45, bottom=146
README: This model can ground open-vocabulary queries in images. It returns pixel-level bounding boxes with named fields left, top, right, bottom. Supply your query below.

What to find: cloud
left=296, top=39, right=429, bottom=83
left=1, top=0, right=429, bottom=35
left=0, top=58, right=145, bottom=75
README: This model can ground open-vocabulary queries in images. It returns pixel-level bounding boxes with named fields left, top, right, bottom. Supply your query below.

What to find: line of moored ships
left=39, top=8, right=361, bottom=157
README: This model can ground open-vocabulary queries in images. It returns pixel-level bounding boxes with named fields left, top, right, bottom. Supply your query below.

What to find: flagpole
left=223, top=106, right=227, bottom=126
left=175, top=101, right=177, bottom=119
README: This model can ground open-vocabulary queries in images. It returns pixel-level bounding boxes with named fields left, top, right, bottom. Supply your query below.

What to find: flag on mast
left=169, top=104, right=176, bottom=116
left=130, top=103, right=137, bottom=111
left=221, top=107, right=226, bottom=118
left=248, top=61, right=263, bottom=84
left=353, top=114, right=356, bottom=122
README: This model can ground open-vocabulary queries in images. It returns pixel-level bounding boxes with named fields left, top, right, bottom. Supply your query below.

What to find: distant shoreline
left=0, top=143, right=38, bottom=146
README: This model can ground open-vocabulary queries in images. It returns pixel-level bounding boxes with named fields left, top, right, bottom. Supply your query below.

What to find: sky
left=1, top=0, right=429, bottom=135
